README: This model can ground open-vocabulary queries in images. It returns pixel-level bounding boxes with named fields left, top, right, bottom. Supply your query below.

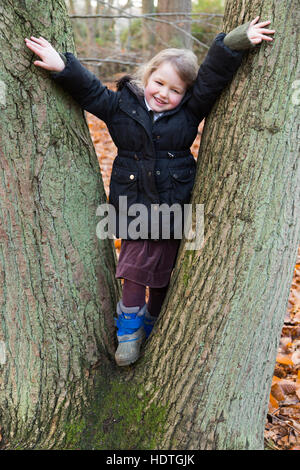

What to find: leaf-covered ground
left=265, top=249, right=300, bottom=450
left=86, top=83, right=300, bottom=450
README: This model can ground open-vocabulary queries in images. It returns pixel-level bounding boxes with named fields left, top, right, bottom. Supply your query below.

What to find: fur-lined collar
left=115, top=75, right=133, bottom=91
left=115, top=75, right=144, bottom=96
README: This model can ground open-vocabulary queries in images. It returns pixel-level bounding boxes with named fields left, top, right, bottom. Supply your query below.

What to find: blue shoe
left=114, top=301, right=146, bottom=366
left=143, top=308, right=158, bottom=338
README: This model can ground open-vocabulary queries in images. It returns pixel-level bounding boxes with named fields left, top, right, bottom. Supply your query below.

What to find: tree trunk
left=0, top=0, right=119, bottom=449
left=142, top=0, right=155, bottom=53
left=156, top=0, right=192, bottom=49
left=67, top=0, right=81, bottom=43
left=84, top=0, right=93, bottom=56
left=67, top=0, right=299, bottom=451
left=142, top=0, right=299, bottom=450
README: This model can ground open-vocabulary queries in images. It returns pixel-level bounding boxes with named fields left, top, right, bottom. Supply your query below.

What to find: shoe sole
left=115, top=354, right=140, bottom=367
left=115, top=334, right=145, bottom=367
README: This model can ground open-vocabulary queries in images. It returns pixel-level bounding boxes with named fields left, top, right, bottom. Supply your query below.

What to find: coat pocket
left=168, top=166, right=196, bottom=204
left=109, top=166, right=138, bottom=209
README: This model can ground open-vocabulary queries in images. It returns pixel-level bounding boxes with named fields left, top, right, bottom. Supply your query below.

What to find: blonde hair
left=135, top=48, right=198, bottom=90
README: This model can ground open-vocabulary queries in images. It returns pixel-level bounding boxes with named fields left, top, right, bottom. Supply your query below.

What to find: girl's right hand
left=25, top=36, right=65, bottom=72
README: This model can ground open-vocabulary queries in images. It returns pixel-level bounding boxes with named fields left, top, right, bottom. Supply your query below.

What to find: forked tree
left=0, top=0, right=299, bottom=450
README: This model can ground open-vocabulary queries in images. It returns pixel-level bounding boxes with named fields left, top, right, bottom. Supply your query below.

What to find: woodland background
left=64, top=0, right=300, bottom=450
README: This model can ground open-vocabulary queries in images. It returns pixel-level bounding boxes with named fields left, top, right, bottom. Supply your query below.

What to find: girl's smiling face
left=144, top=61, right=187, bottom=112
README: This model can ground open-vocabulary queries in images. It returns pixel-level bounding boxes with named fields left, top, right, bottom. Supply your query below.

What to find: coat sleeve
left=50, top=52, right=119, bottom=123
left=187, top=32, right=245, bottom=122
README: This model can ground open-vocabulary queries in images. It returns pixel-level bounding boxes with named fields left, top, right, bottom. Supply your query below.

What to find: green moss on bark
left=64, top=371, right=168, bottom=450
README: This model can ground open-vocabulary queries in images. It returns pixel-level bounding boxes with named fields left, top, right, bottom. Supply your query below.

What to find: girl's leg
left=147, top=284, right=169, bottom=317
left=122, top=279, right=146, bottom=308
left=115, top=279, right=146, bottom=367
left=143, top=284, right=169, bottom=338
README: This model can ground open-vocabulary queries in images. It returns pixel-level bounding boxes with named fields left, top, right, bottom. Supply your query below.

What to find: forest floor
left=85, top=81, right=300, bottom=451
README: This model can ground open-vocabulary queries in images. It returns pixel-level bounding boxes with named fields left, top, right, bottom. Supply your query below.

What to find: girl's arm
left=25, top=36, right=118, bottom=123
left=187, top=17, right=275, bottom=122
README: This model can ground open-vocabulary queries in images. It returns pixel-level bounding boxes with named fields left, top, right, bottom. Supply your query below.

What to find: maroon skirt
left=115, top=239, right=181, bottom=288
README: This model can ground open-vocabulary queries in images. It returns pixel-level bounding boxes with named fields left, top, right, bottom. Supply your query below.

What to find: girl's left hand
left=247, top=16, right=275, bottom=45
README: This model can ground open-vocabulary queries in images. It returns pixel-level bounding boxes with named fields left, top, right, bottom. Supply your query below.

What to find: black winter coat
left=51, top=33, right=244, bottom=240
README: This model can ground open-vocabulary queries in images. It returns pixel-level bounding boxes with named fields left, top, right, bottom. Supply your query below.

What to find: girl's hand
left=247, top=16, right=275, bottom=45
left=24, top=36, right=65, bottom=72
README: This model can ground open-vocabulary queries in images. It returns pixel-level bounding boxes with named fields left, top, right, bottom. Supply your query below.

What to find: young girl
left=25, top=16, right=275, bottom=366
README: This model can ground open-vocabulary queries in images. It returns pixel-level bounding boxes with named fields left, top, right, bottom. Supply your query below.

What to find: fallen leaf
left=276, top=354, right=294, bottom=366
left=269, top=393, right=279, bottom=410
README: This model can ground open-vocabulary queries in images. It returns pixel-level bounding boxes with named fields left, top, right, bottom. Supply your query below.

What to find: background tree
left=84, top=0, right=93, bottom=57
left=142, top=0, right=155, bottom=52
left=0, top=0, right=119, bottom=449
left=156, top=0, right=192, bottom=49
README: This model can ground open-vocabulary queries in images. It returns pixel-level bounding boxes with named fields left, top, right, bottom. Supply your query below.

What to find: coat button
left=148, top=171, right=152, bottom=177
left=156, top=170, right=160, bottom=175
left=132, top=110, right=136, bottom=114
left=130, top=174, right=135, bottom=180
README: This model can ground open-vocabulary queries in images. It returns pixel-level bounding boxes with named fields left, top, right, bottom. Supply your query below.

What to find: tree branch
left=79, top=57, right=141, bottom=66
left=69, top=12, right=211, bottom=49
left=69, top=13, right=223, bottom=19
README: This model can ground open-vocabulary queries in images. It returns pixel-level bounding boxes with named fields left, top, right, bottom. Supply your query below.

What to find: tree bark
left=0, top=0, right=119, bottom=449
left=140, top=0, right=299, bottom=450
left=71, top=0, right=299, bottom=451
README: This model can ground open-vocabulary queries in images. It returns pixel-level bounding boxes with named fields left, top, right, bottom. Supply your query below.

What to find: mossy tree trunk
left=79, top=0, right=299, bottom=451
left=0, top=0, right=119, bottom=449
left=141, top=0, right=299, bottom=450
